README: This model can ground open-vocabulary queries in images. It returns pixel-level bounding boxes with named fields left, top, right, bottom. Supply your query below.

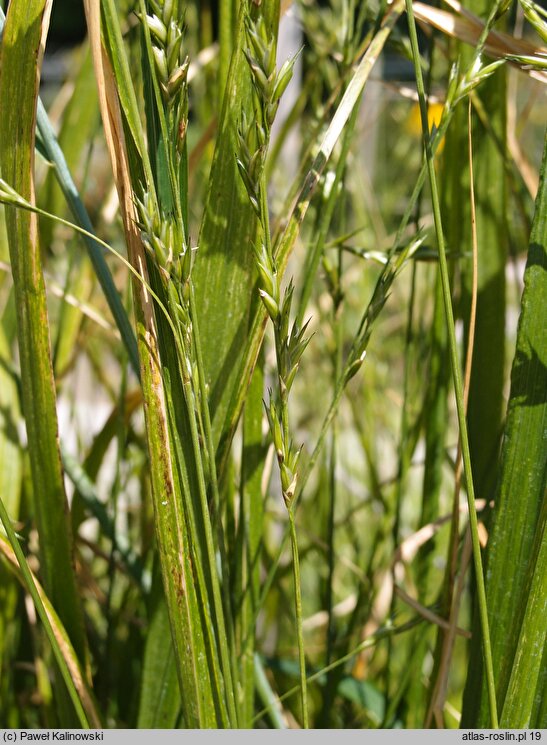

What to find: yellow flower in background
left=406, top=101, right=445, bottom=152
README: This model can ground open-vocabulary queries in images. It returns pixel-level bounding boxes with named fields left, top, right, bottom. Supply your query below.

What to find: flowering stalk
left=132, top=2, right=240, bottom=724
left=237, top=15, right=309, bottom=727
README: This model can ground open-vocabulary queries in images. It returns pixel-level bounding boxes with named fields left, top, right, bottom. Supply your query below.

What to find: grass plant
left=0, top=0, right=545, bottom=729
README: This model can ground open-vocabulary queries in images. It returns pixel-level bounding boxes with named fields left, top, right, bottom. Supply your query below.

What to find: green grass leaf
left=462, top=130, right=547, bottom=728
left=501, top=505, right=547, bottom=727
left=39, top=45, right=98, bottom=248
left=193, top=1, right=280, bottom=456
left=0, top=323, right=22, bottom=518
left=86, top=0, right=237, bottom=724
left=211, top=0, right=405, bottom=473
left=137, top=580, right=181, bottom=728
left=237, top=355, right=265, bottom=727
left=0, top=0, right=144, bottom=381
left=0, top=0, right=89, bottom=677
left=0, top=3, right=138, bottom=379
left=0, top=532, right=100, bottom=728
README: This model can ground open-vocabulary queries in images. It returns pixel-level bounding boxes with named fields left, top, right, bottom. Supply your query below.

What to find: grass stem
left=288, top=507, right=309, bottom=728
left=404, top=0, right=499, bottom=727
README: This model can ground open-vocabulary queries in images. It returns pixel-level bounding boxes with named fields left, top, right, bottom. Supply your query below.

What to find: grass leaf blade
left=462, top=129, right=547, bottom=727
left=0, top=0, right=89, bottom=675
left=0, top=532, right=99, bottom=728
left=194, top=2, right=280, bottom=454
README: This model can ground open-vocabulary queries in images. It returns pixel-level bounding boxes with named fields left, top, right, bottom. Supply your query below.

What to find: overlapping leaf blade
left=0, top=0, right=89, bottom=678
left=462, top=130, right=547, bottom=728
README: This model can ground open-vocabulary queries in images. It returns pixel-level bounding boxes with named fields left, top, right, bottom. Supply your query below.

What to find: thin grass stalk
left=253, top=654, right=287, bottom=728
left=399, top=37, right=437, bottom=641
left=383, top=261, right=418, bottom=720
left=176, top=359, right=239, bottom=726
left=251, top=652, right=287, bottom=729
left=296, top=103, right=359, bottom=328
left=425, top=98, right=480, bottom=727
left=158, top=373, right=230, bottom=727
left=252, top=616, right=426, bottom=724
left=319, top=134, right=353, bottom=720
left=257, top=114, right=309, bottom=731
left=455, top=1, right=508, bottom=504
left=404, top=0, right=499, bottom=727
left=415, top=208, right=450, bottom=603
left=254, top=229, right=424, bottom=624
left=238, top=357, right=265, bottom=727
left=288, top=507, right=308, bottom=727
left=322, top=297, right=344, bottom=723
left=257, top=122, right=454, bottom=624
